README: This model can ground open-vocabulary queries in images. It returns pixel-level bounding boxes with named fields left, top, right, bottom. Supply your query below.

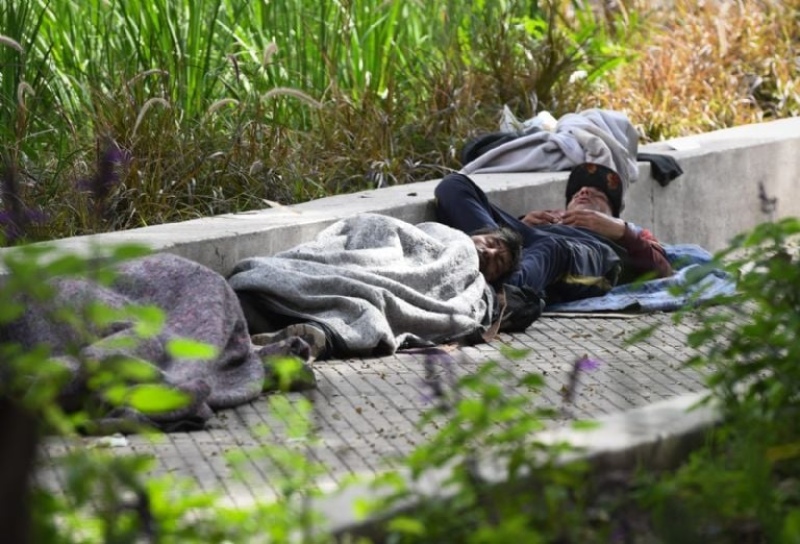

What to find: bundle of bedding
left=227, top=213, right=496, bottom=357
left=1, top=253, right=303, bottom=433
left=461, top=109, right=641, bottom=194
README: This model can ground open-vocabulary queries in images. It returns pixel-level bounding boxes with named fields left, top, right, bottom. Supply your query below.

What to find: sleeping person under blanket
left=228, top=213, right=531, bottom=360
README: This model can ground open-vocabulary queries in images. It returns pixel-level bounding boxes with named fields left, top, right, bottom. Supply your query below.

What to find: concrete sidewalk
left=33, top=116, right=800, bottom=519
left=39, top=310, right=708, bottom=509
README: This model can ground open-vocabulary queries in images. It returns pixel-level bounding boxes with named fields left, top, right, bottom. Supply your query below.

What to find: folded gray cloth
left=460, top=108, right=639, bottom=213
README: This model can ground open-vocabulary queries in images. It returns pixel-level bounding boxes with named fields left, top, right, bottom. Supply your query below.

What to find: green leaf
left=766, top=442, right=800, bottom=463
left=86, top=302, right=127, bottom=327
left=571, top=419, right=601, bottom=431
left=102, top=384, right=129, bottom=405
left=352, top=497, right=375, bottom=520
left=519, top=373, right=545, bottom=388
left=127, top=384, right=190, bottom=413
left=113, top=357, right=158, bottom=382
left=500, top=345, right=530, bottom=360
left=457, top=398, right=485, bottom=421
left=110, top=244, right=152, bottom=261
left=166, top=338, right=218, bottom=360
left=387, top=516, right=426, bottom=536
left=92, top=335, right=138, bottom=352
left=781, top=509, right=800, bottom=543
left=624, top=323, right=660, bottom=346
left=129, top=305, right=166, bottom=338
left=0, top=300, right=24, bottom=324
left=42, top=253, right=89, bottom=276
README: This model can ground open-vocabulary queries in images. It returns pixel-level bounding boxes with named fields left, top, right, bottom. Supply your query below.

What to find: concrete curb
left=318, top=390, right=719, bottom=536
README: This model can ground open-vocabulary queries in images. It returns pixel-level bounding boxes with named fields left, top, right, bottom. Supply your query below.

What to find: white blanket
left=227, top=214, right=495, bottom=357
left=460, top=108, right=639, bottom=210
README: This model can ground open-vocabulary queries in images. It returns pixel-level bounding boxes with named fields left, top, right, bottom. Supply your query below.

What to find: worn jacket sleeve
left=618, top=224, right=673, bottom=279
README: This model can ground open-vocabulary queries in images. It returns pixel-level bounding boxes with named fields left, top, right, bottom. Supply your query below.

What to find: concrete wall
left=5, top=116, right=800, bottom=274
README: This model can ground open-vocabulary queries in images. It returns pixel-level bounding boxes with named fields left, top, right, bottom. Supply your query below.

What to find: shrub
left=639, top=218, right=800, bottom=541
left=0, top=0, right=637, bottom=244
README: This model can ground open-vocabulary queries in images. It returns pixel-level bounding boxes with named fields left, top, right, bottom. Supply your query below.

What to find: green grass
left=0, top=0, right=797, bottom=245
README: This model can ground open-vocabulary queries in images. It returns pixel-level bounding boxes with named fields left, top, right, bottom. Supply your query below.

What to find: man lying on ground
left=229, top=213, right=523, bottom=360
left=434, top=163, right=673, bottom=318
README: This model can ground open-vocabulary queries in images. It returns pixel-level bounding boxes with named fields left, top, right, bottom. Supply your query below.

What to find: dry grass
left=593, top=0, right=800, bottom=141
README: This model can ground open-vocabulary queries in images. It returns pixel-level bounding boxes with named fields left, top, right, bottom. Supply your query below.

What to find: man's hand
left=520, top=210, right=565, bottom=226
left=560, top=209, right=626, bottom=240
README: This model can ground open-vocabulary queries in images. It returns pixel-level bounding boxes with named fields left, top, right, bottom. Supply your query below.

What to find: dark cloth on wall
left=637, top=153, right=684, bottom=186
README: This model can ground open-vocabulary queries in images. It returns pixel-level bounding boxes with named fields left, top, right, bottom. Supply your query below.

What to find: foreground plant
left=346, top=348, right=613, bottom=543
left=640, top=218, right=800, bottom=542
left=33, top=394, right=329, bottom=543
left=0, top=238, right=328, bottom=542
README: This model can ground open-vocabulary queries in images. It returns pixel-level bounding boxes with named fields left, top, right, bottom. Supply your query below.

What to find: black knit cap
left=565, top=163, right=623, bottom=217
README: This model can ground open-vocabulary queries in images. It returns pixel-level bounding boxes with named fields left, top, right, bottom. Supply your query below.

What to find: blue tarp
left=544, top=244, right=736, bottom=313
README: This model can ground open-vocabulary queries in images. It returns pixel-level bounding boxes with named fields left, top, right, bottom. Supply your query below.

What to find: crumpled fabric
left=460, top=108, right=639, bottom=213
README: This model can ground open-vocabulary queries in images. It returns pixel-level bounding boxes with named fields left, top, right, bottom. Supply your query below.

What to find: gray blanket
left=2, top=253, right=274, bottom=432
left=461, top=108, right=640, bottom=209
left=227, top=214, right=495, bottom=357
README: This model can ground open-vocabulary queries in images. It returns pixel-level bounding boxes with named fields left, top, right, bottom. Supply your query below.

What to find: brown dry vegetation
left=595, top=0, right=800, bottom=141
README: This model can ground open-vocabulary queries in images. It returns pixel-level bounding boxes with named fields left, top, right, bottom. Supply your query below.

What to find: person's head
left=470, top=226, right=522, bottom=283
left=565, top=163, right=623, bottom=217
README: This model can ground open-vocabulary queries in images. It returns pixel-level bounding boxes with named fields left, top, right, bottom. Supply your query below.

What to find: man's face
left=471, top=233, right=513, bottom=283
left=567, top=186, right=613, bottom=215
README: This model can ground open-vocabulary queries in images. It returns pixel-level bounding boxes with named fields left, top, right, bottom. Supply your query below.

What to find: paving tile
left=37, top=312, right=713, bottom=506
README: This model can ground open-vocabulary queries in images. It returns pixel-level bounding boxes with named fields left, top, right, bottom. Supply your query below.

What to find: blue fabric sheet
left=544, top=244, right=736, bottom=313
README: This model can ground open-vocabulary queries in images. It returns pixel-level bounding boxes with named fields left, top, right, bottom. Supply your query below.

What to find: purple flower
left=415, top=347, right=458, bottom=411
left=77, top=142, right=130, bottom=203
left=562, top=354, right=603, bottom=407
left=576, top=355, right=602, bottom=372
left=1, top=164, right=48, bottom=244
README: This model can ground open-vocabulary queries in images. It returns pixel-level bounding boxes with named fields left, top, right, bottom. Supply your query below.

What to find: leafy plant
left=639, top=218, right=800, bottom=541
left=350, top=349, right=611, bottom=543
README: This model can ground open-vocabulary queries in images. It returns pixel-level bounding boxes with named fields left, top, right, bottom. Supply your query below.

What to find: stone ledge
left=319, top=391, right=719, bottom=537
